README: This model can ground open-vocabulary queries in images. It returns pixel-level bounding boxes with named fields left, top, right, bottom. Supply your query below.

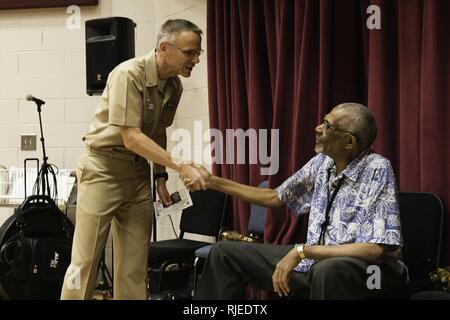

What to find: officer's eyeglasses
left=166, top=42, right=204, bottom=58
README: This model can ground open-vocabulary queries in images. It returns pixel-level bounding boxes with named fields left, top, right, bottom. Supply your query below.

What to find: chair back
left=180, top=189, right=230, bottom=238
left=247, top=181, right=269, bottom=236
left=399, top=192, right=444, bottom=281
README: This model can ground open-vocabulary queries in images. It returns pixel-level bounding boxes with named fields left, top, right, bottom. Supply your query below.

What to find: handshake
left=179, top=163, right=212, bottom=192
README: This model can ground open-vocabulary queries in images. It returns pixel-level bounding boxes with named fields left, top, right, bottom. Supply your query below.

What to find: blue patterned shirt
left=276, top=150, right=406, bottom=274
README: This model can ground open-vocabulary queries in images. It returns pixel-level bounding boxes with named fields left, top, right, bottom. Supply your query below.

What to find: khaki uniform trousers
left=60, top=148, right=152, bottom=300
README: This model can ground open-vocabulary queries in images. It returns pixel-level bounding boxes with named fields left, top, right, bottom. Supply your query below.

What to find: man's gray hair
left=156, top=19, right=203, bottom=47
left=334, top=103, right=378, bottom=150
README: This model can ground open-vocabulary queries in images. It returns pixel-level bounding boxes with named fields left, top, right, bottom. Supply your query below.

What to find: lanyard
left=318, top=175, right=345, bottom=245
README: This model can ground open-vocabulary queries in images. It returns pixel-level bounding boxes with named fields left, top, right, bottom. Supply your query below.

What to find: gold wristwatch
left=295, top=243, right=306, bottom=259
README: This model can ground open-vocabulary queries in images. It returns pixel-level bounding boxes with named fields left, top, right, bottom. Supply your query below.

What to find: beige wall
left=0, top=0, right=212, bottom=242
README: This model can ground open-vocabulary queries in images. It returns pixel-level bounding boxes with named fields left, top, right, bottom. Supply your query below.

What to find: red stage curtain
left=207, top=0, right=449, bottom=265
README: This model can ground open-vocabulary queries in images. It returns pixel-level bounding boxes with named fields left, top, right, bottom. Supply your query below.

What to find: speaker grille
left=85, top=17, right=136, bottom=96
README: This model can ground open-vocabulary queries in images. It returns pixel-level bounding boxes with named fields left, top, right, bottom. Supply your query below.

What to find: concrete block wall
left=0, top=0, right=213, bottom=246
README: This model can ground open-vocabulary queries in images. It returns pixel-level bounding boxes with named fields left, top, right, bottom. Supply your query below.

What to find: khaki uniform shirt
left=83, top=50, right=183, bottom=155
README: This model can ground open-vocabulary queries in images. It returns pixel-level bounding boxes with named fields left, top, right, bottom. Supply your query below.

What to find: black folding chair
left=365, top=191, right=444, bottom=299
left=148, top=189, right=230, bottom=298
left=398, top=192, right=444, bottom=296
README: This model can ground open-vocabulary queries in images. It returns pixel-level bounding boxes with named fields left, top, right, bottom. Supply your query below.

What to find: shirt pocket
left=160, top=102, right=177, bottom=127
left=142, top=99, right=156, bottom=128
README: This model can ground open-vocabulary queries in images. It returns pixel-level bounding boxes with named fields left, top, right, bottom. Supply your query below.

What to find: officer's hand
left=180, top=164, right=206, bottom=191
left=272, top=248, right=301, bottom=297
left=156, top=179, right=171, bottom=207
left=182, top=165, right=211, bottom=190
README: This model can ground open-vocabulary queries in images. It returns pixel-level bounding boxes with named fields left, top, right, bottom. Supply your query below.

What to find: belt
left=87, top=147, right=146, bottom=162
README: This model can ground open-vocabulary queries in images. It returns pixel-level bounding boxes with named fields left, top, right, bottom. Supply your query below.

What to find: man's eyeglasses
left=166, top=42, right=204, bottom=58
left=323, top=119, right=356, bottom=137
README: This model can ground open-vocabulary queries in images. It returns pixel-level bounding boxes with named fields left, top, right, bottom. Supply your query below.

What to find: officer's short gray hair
left=156, top=19, right=203, bottom=47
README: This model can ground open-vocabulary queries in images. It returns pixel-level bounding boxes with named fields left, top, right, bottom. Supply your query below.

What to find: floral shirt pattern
left=276, top=150, right=406, bottom=274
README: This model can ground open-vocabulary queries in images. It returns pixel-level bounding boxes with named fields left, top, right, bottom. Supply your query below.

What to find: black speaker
left=85, top=17, right=136, bottom=96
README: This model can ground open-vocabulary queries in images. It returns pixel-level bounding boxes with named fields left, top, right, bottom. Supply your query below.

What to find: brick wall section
left=0, top=0, right=212, bottom=244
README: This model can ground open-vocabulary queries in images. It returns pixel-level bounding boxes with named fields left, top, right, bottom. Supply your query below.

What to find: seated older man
left=186, top=103, right=408, bottom=300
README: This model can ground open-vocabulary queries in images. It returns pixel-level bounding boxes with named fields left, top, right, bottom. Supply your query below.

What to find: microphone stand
left=30, top=99, right=57, bottom=199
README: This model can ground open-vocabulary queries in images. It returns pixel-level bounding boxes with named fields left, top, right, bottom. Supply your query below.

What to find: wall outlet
left=21, top=134, right=37, bottom=151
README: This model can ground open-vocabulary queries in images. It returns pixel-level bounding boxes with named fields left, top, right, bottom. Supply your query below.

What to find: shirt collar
left=144, top=50, right=159, bottom=87
left=144, top=50, right=180, bottom=92
left=342, top=149, right=372, bottom=182
left=326, top=149, right=372, bottom=182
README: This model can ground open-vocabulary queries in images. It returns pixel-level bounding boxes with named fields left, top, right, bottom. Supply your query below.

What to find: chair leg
left=155, top=261, right=171, bottom=293
left=192, top=257, right=200, bottom=297
left=150, top=261, right=195, bottom=298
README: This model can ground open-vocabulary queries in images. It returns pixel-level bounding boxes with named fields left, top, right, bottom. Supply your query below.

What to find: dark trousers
left=194, top=241, right=406, bottom=300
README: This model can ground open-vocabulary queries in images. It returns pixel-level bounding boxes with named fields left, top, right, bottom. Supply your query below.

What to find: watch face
left=296, top=244, right=305, bottom=259
left=300, top=245, right=306, bottom=259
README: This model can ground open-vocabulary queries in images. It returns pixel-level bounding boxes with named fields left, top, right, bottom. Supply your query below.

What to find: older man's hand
left=179, top=164, right=206, bottom=191
left=272, top=248, right=302, bottom=297
left=182, top=165, right=212, bottom=191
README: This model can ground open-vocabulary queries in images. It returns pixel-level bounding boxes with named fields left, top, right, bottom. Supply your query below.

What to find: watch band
left=295, top=243, right=306, bottom=260
left=154, top=172, right=168, bottom=181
